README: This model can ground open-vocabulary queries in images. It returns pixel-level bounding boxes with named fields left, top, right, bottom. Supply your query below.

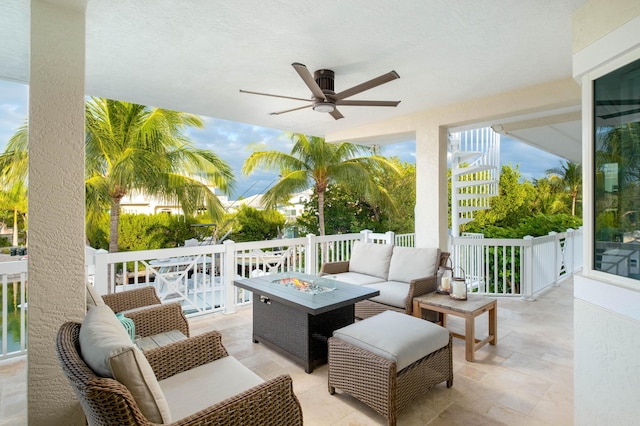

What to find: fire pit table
left=234, top=272, right=379, bottom=373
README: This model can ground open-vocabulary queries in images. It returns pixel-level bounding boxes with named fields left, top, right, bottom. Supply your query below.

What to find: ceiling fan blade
left=269, top=104, right=313, bottom=116
left=239, top=89, right=310, bottom=102
left=329, top=109, right=344, bottom=120
left=335, top=100, right=400, bottom=107
left=332, top=70, right=400, bottom=101
left=292, top=62, right=326, bottom=100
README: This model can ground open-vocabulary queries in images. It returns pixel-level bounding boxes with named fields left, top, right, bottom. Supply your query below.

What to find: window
left=593, top=57, right=640, bottom=279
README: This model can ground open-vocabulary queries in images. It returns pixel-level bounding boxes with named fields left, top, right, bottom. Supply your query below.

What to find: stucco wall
left=572, top=0, right=640, bottom=53
left=574, top=276, right=640, bottom=425
left=28, top=1, right=87, bottom=424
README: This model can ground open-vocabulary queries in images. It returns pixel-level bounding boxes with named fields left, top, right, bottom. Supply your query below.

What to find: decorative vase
left=116, top=312, right=136, bottom=341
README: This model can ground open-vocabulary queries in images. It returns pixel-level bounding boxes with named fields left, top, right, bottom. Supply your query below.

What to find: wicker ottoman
left=328, top=311, right=452, bottom=426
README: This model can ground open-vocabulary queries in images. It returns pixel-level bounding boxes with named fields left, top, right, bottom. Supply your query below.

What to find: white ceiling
left=0, top=0, right=586, bottom=160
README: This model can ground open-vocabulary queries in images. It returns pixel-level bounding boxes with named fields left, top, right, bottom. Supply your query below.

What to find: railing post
left=223, top=240, right=236, bottom=314
left=360, top=229, right=372, bottom=242
left=94, top=249, right=109, bottom=295
left=548, top=231, right=559, bottom=286
left=522, top=236, right=534, bottom=301
left=385, top=231, right=395, bottom=245
left=566, top=228, right=575, bottom=277
left=306, top=233, right=317, bottom=275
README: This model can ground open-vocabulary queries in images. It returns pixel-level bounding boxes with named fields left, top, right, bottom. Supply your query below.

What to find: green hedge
left=87, top=213, right=205, bottom=251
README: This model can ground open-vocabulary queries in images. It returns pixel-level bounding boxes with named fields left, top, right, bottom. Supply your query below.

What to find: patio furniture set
left=59, top=242, right=496, bottom=425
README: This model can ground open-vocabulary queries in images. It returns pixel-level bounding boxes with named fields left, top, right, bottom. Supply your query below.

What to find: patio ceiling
left=0, top=0, right=586, bottom=160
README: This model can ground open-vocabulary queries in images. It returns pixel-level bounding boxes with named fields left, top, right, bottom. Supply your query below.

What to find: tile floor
left=0, top=277, right=574, bottom=425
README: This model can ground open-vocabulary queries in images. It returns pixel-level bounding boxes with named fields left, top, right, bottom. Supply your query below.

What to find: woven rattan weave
left=328, top=334, right=453, bottom=426
left=101, top=286, right=190, bottom=338
left=56, top=322, right=304, bottom=425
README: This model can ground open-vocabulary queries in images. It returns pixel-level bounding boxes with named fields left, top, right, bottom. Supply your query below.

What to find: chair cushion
left=387, top=246, right=440, bottom=283
left=348, top=241, right=393, bottom=280
left=365, top=281, right=410, bottom=308
left=327, top=272, right=386, bottom=286
left=79, top=305, right=171, bottom=424
left=333, top=310, right=450, bottom=371
left=85, top=282, right=105, bottom=309
left=160, top=356, right=264, bottom=420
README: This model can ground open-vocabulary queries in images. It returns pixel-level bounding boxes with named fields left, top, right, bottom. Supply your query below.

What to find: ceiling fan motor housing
left=314, top=69, right=335, bottom=96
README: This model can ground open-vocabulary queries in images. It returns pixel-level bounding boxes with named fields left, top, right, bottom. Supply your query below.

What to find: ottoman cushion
left=333, top=310, right=449, bottom=371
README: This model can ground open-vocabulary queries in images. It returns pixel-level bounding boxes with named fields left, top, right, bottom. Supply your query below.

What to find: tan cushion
left=79, top=305, right=171, bottom=424
left=85, top=282, right=105, bottom=309
left=160, top=356, right=264, bottom=420
left=333, top=310, right=450, bottom=371
left=387, top=246, right=440, bottom=283
left=110, top=346, right=172, bottom=424
left=326, top=272, right=385, bottom=286
left=365, top=281, right=410, bottom=308
left=348, top=241, right=393, bottom=280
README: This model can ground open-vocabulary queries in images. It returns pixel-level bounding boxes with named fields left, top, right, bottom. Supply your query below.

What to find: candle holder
left=449, top=266, right=467, bottom=300
left=436, top=257, right=453, bottom=294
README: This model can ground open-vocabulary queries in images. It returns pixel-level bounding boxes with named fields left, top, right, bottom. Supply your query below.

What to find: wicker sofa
left=56, top=304, right=303, bottom=425
left=320, top=241, right=448, bottom=319
left=86, top=283, right=190, bottom=338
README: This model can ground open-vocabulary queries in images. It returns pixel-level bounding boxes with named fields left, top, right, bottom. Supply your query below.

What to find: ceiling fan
left=240, top=62, right=400, bottom=120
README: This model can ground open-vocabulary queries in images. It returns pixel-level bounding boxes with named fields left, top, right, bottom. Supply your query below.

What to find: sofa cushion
left=327, top=272, right=386, bottom=286
left=365, top=281, right=410, bottom=309
left=160, top=356, right=264, bottom=420
left=79, top=304, right=171, bottom=424
left=387, top=246, right=440, bottom=283
left=333, top=310, right=450, bottom=371
left=349, top=241, right=394, bottom=280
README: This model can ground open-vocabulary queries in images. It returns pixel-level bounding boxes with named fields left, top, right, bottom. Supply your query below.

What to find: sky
left=0, top=79, right=563, bottom=198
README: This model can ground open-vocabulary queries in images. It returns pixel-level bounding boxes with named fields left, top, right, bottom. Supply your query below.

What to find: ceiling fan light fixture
left=313, top=102, right=336, bottom=113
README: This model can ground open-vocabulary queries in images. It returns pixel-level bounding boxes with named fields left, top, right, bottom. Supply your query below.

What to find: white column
left=414, top=125, right=449, bottom=249
left=28, top=1, right=87, bottom=424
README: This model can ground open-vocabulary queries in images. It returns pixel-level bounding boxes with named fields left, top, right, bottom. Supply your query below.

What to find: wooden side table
left=413, top=292, right=497, bottom=361
left=134, top=330, right=187, bottom=352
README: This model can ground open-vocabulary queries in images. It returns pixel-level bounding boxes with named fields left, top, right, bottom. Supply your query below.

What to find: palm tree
left=0, top=122, right=29, bottom=246
left=532, top=177, right=565, bottom=215
left=545, top=160, right=582, bottom=216
left=85, top=98, right=235, bottom=252
left=0, top=182, right=28, bottom=246
left=0, top=99, right=236, bottom=252
left=242, top=133, right=399, bottom=236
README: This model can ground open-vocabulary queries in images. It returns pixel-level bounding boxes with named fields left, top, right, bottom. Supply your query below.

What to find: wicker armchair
left=88, top=284, right=190, bottom=338
left=56, top=321, right=304, bottom=426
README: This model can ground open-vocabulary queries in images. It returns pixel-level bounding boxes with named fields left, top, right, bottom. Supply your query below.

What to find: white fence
left=450, top=228, right=583, bottom=299
left=90, top=232, right=378, bottom=320
left=0, top=228, right=583, bottom=360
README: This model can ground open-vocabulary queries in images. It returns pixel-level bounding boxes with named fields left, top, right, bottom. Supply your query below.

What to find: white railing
left=91, top=232, right=371, bottom=318
left=450, top=227, right=583, bottom=300
left=0, top=227, right=583, bottom=360
left=0, top=260, right=27, bottom=360
left=395, top=233, right=415, bottom=247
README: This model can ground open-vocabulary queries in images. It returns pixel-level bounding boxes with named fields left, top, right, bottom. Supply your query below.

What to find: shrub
left=87, top=213, right=204, bottom=251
